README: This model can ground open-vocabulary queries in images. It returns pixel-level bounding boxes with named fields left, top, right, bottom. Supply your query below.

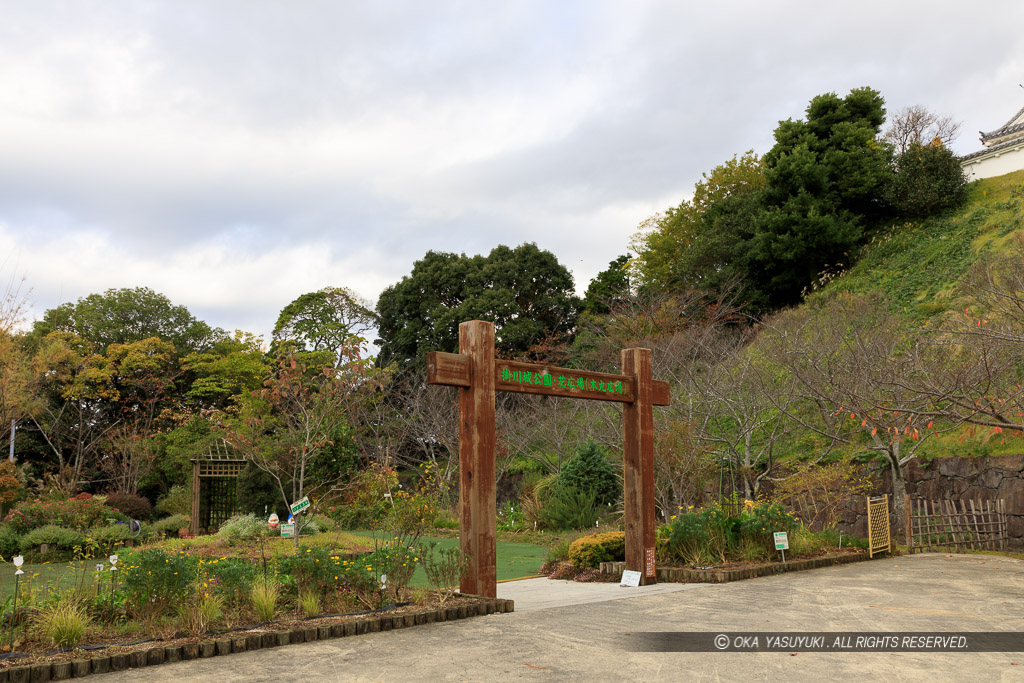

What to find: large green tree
left=376, top=243, right=580, bottom=366
left=272, top=286, right=377, bottom=367
left=32, top=287, right=220, bottom=355
left=748, top=87, right=894, bottom=307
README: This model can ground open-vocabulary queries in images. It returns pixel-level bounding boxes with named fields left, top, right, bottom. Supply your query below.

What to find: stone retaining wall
left=829, top=455, right=1024, bottom=545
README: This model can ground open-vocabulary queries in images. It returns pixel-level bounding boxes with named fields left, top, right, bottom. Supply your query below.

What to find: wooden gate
left=905, top=495, right=1007, bottom=553
left=866, top=494, right=891, bottom=558
left=427, top=320, right=670, bottom=597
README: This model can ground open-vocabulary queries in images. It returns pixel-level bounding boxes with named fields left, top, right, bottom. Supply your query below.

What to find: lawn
left=0, top=532, right=548, bottom=599
left=347, top=531, right=547, bottom=586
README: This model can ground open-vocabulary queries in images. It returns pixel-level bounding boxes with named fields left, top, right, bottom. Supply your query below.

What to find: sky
left=2, top=1, right=1023, bottom=342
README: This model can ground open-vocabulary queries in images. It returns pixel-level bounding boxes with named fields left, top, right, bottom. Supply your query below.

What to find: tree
left=886, top=141, right=969, bottom=217
left=376, top=243, right=580, bottom=367
left=182, top=331, right=270, bottom=409
left=272, top=287, right=377, bottom=367
left=884, top=104, right=961, bottom=155
left=761, top=294, right=960, bottom=538
left=99, top=337, right=182, bottom=495
left=630, top=151, right=764, bottom=299
left=27, top=332, right=118, bottom=495
left=32, top=287, right=220, bottom=355
left=687, top=341, right=799, bottom=499
left=749, top=88, right=894, bottom=308
left=910, top=237, right=1024, bottom=435
left=224, top=343, right=385, bottom=541
left=582, top=254, right=632, bottom=315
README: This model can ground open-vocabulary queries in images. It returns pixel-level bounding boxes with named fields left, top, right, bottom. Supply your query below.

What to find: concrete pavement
left=101, top=553, right=1024, bottom=682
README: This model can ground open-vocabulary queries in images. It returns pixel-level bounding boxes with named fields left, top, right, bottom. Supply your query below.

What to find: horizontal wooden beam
left=428, top=352, right=671, bottom=406
left=495, top=359, right=636, bottom=403
left=426, top=351, right=471, bottom=387
left=651, top=380, right=670, bottom=407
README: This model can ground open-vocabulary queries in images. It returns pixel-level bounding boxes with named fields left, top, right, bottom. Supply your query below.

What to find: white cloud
left=0, top=0, right=1023, bottom=339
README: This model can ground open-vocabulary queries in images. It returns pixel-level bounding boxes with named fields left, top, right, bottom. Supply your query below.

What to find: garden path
left=100, top=553, right=1024, bottom=682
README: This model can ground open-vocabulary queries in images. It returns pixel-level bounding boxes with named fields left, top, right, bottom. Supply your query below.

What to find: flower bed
left=0, top=594, right=514, bottom=679
left=600, top=548, right=869, bottom=583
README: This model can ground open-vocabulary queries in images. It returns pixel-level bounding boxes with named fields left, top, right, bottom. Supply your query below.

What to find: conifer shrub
left=555, top=440, right=621, bottom=506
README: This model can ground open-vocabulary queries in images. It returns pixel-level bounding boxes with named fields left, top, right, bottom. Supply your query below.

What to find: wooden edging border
left=600, top=551, right=870, bottom=583
left=0, top=596, right=514, bottom=682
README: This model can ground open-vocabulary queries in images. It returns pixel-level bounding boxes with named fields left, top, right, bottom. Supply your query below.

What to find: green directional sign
left=290, top=496, right=310, bottom=515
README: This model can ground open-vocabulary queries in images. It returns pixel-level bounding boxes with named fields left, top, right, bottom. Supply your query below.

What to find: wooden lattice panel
left=866, top=494, right=891, bottom=558
left=197, top=460, right=246, bottom=478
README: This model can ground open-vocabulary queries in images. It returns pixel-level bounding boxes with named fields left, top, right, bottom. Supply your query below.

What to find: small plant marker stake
left=109, top=554, right=118, bottom=595
left=10, top=555, right=24, bottom=652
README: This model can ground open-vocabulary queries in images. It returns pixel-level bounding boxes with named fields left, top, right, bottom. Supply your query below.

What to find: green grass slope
left=819, top=169, right=1024, bottom=320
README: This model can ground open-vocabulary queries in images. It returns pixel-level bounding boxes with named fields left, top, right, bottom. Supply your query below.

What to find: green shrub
left=279, top=546, right=338, bottom=595
left=887, top=142, right=968, bottom=218
left=419, top=541, right=466, bottom=607
left=4, top=498, right=127, bottom=534
left=216, top=513, right=267, bottom=542
left=120, top=548, right=198, bottom=618
left=663, top=511, right=713, bottom=566
left=568, top=531, right=625, bottom=569
left=540, top=487, right=602, bottom=530
left=154, top=485, right=192, bottom=517
left=84, top=524, right=135, bottom=553
left=556, top=441, right=620, bottom=506
left=19, top=525, right=85, bottom=558
left=738, top=501, right=798, bottom=553
left=0, top=524, right=20, bottom=559
left=204, top=557, right=257, bottom=608
left=104, top=493, right=152, bottom=521
left=432, top=511, right=459, bottom=530
left=150, top=514, right=191, bottom=537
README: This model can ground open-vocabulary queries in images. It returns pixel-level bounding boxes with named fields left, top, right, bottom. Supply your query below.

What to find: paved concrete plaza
left=103, top=553, right=1024, bottom=682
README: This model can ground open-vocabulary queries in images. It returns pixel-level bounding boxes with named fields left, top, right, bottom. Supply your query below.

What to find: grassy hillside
left=817, top=169, right=1024, bottom=321
left=776, top=169, right=1024, bottom=462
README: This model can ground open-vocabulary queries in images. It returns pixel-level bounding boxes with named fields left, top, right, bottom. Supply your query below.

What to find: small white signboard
left=774, top=531, right=789, bottom=550
left=280, top=523, right=296, bottom=538
left=620, top=570, right=642, bottom=587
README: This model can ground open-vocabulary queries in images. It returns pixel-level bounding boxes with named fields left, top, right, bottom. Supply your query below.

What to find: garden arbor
left=427, top=320, right=669, bottom=597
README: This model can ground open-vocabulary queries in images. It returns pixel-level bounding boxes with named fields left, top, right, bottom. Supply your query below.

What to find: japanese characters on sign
left=499, top=367, right=626, bottom=396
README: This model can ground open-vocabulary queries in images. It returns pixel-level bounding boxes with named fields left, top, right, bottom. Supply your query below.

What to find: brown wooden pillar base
left=622, top=348, right=657, bottom=585
left=458, top=321, right=497, bottom=598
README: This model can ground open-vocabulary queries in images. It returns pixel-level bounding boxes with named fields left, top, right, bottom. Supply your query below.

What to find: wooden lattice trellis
left=866, top=494, right=891, bottom=558
left=190, top=439, right=247, bottom=535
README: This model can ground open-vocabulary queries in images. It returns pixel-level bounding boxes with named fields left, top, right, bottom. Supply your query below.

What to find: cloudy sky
left=2, top=1, right=1022, bottom=341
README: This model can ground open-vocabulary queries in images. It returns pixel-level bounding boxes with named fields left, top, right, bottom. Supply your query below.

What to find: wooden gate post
left=622, top=348, right=657, bottom=585
left=458, top=321, right=497, bottom=597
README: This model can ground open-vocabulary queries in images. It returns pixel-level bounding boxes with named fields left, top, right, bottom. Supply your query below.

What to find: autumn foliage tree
left=225, top=341, right=385, bottom=538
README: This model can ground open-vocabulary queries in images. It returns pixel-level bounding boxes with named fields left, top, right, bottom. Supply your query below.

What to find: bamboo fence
left=905, top=495, right=1007, bottom=553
